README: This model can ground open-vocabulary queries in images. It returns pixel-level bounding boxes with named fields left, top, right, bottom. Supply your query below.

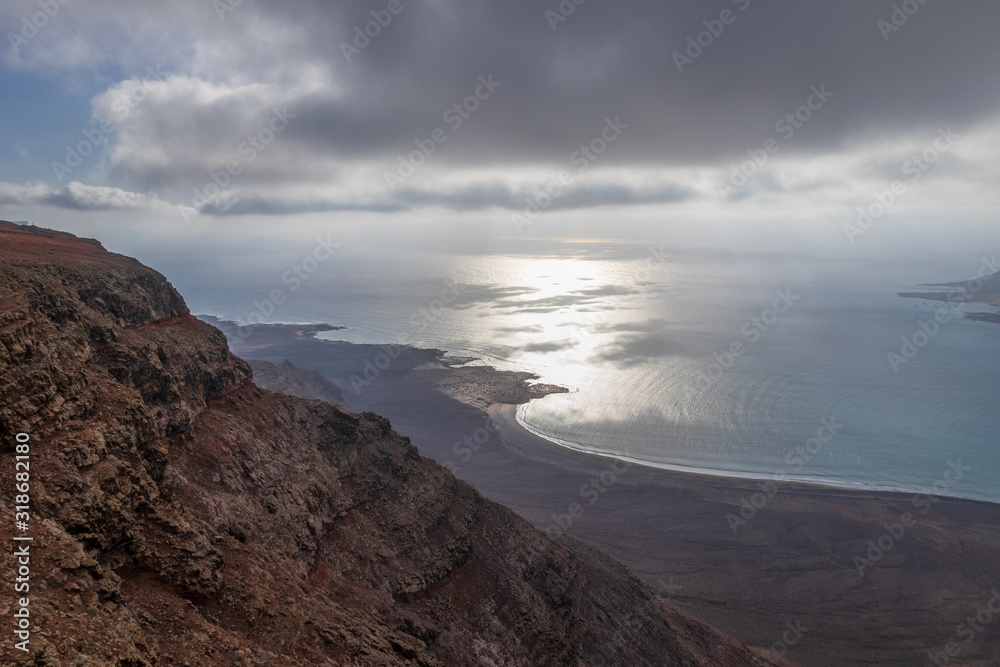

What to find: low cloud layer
left=0, top=181, right=162, bottom=211
left=2, top=0, right=1000, bottom=223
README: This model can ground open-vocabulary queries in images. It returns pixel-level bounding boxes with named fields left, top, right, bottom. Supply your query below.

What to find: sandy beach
left=211, top=318, right=1000, bottom=667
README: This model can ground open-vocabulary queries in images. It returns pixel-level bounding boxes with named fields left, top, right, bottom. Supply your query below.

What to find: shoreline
left=205, top=315, right=1000, bottom=506
left=508, top=402, right=1000, bottom=505
left=213, top=316, right=1000, bottom=666
left=491, top=401, right=1000, bottom=508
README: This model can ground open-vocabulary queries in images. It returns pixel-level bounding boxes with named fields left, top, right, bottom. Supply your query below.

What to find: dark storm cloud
left=5, top=0, right=999, bottom=215
left=259, top=0, right=1000, bottom=166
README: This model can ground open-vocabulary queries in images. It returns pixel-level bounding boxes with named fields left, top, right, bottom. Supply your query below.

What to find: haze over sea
left=151, top=240, right=1000, bottom=504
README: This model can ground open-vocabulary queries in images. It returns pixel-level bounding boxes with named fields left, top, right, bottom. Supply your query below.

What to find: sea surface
left=147, top=240, right=1000, bottom=503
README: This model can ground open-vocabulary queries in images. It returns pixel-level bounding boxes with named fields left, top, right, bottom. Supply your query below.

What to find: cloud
left=3, top=0, right=1000, bottom=220
left=0, top=181, right=162, bottom=211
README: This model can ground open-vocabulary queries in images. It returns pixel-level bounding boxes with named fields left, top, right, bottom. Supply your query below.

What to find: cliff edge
left=0, top=221, right=775, bottom=666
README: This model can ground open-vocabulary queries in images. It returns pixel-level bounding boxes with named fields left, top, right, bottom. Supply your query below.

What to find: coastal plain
left=216, top=318, right=1000, bottom=667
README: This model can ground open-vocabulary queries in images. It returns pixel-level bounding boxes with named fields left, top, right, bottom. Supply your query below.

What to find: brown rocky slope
left=247, top=359, right=345, bottom=407
left=0, top=221, right=776, bottom=666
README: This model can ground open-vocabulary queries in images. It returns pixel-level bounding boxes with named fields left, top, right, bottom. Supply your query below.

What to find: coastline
left=898, top=270, right=1000, bottom=323
left=206, top=314, right=999, bottom=503
left=210, top=316, right=1000, bottom=666
left=492, top=402, right=880, bottom=497
left=493, top=400, right=1000, bottom=516
left=507, top=401, right=1000, bottom=504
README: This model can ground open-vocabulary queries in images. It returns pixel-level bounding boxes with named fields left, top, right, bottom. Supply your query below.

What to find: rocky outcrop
left=0, top=221, right=775, bottom=666
left=248, top=359, right=345, bottom=406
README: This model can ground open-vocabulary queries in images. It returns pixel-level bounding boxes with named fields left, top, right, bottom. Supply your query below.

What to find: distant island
left=898, top=268, right=1000, bottom=323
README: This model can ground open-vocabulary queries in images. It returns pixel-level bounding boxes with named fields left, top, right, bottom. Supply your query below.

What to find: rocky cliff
left=0, top=221, right=775, bottom=666
left=248, top=359, right=346, bottom=407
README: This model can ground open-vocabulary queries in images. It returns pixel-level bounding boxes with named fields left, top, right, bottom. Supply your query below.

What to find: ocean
left=146, top=240, right=1000, bottom=503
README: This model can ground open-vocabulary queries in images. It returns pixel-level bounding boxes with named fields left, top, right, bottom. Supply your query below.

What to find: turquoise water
left=148, top=243, right=1000, bottom=503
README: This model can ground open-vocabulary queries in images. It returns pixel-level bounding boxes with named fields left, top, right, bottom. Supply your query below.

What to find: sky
left=0, top=0, right=998, bottom=258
